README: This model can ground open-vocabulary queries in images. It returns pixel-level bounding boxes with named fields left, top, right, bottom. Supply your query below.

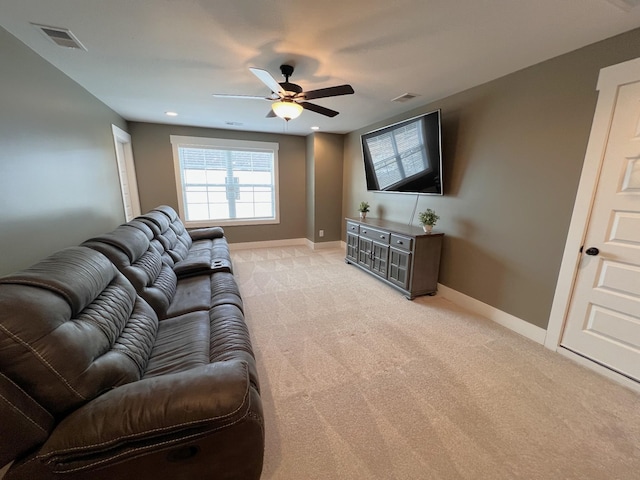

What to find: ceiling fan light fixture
left=272, top=100, right=303, bottom=121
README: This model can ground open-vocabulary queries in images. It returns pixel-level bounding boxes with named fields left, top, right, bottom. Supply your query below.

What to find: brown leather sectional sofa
left=0, top=206, right=263, bottom=479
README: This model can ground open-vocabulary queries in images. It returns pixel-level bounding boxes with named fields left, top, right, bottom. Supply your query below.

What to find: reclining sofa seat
left=0, top=246, right=263, bottom=479
left=81, top=224, right=259, bottom=390
left=133, top=205, right=233, bottom=278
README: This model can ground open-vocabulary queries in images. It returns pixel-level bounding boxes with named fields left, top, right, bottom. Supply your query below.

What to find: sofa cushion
left=210, top=271, right=244, bottom=312
left=0, top=246, right=115, bottom=315
left=0, top=247, right=158, bottom=417
left=137, top=211, right=176, bottom=253
left=152, top=205, right=194, bottom=250
left=165, top=275, right=213, bottom=318
left=208, top=304, right=259, bottom=390
left=124, top=220, right=175, bottom=267
left=84, top=228, right=179, bottom=319
left=144, top=311, right=210, bottom=377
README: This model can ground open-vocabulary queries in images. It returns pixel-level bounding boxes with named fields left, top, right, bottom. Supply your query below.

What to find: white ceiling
left=2, top=0, right=640, bottom=136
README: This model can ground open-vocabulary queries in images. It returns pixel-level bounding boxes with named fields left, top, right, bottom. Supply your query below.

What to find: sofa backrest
left=153, top=204, right=194, bottom=250
left=83, top=225, right=178, bottom=318
left=137, top=207, right=193, bottom=264
left=125, top=218, right=176, bottom=267
left=0, top=247, right=159, bottom=420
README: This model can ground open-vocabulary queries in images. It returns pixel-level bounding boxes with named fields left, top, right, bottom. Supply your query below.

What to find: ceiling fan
left=213, top=64, right=355, bottom=121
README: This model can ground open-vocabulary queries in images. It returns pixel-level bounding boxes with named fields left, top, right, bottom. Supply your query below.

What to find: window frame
left=170, top=135, right=280, bottom=227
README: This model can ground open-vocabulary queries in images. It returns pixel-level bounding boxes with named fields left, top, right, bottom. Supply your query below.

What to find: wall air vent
left=391, top=93, right=420, bottom=103
left=32, top=24, right=87, bottom=51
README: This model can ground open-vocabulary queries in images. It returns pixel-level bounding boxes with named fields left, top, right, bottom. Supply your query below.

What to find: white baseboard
left=306, top=240, right=343, bottom=250
left=228, top=238, right=308, bottom=251
left=437, top=283, right=547, bottom=345
left=229, top=238, right=344, bottom=251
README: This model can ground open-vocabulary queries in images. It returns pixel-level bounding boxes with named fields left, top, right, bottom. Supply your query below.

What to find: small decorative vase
left=359, top=212, right=367, bottom=220
left=423, top=224, right=433, bottom=234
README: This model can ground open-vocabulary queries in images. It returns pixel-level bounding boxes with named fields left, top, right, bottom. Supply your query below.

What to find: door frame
left=112, top=125, right=141, bottom=221
left=545, top=56, right=640, bottom=390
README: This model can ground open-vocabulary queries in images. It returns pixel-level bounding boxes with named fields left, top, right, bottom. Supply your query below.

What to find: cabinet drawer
left=390, top=233, right=413, bottom=251
left=346, top=221, right=360, bottom=234
left=359, top=226, right=390, bottom=244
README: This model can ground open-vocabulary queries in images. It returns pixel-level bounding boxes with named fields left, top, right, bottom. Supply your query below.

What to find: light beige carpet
left=232, top=245, right=640, bottom=480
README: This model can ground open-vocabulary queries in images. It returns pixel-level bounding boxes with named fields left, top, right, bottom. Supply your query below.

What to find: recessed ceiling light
left=311, top=126, right=320, bottom=131
left=165, top=111, right=178, bottom=117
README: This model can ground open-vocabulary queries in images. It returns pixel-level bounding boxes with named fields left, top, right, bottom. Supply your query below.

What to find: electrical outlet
left=319, top=230, right=324, bottom=237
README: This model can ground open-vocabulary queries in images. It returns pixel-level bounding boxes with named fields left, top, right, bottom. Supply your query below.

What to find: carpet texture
left=232, top=246, right=640, bottom=480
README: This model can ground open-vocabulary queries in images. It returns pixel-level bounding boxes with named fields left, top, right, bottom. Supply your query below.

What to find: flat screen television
left=361, top=109, right=443, bottom=195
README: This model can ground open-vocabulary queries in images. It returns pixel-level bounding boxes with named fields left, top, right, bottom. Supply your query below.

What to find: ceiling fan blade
left=212, top=93, right=273, bottom=100
left=249, top=67, right=285, bottom=95
left=302, top=84, right=354, bottom=100
left=300, top=101, right=339, bottom=118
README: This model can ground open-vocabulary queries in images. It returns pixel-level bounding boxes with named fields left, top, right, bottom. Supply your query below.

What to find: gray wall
left=128, top=122, right=307, bottom=243
left=311, top=133, right=344, bottom=243
left=343, top=28, right=640, bottom=330
left=305, top=133, right=344, bottom=243
left=306, top=135, right=315, bottom=241
left=0, top=27, right=128, bottom=276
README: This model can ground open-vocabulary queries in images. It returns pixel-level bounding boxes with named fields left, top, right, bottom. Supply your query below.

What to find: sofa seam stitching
left=0, top=324, right=86, bottom=401
left=0, top=392, right=49, bottom=434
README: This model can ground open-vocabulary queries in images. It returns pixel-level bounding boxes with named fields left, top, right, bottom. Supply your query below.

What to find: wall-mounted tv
left=361, top=109, right=443, bottom=195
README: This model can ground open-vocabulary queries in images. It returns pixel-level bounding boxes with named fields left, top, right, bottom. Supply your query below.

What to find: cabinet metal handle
left=397, top=240, right=403, bottom=245
left=362, top=230, right=367, bottom=234
left=380, top=235, right=385, bottom=239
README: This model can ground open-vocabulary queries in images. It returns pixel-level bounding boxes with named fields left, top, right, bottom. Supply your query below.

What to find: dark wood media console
left=345, top=217, right=443, bottom=299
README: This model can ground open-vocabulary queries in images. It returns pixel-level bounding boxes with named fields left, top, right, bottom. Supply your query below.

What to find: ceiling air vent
left=605, top=0, right=640, bottom=11
left=32, top=24, right=87, bottom=51
left=391, top=93, right=420, bottom=103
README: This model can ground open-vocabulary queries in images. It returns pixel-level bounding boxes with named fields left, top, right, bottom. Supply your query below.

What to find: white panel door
left=561, top=80, right=640, bottom=381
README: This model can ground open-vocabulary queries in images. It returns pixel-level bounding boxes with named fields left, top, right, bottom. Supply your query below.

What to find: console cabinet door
left=358, top=237, right=373, bottom=269
left=388, top=248, right=411, bottom=289
left=346, top=233, right=359, bottom=262
left=370, top=242, right=389, bottom=278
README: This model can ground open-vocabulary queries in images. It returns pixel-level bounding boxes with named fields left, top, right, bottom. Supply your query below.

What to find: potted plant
left=418, top=208, right=439, bottom=233
left=358, top=201, right=370, bottom=220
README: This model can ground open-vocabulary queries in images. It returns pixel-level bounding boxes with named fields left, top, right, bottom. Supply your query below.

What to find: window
left=171, top=136, right=279, bottom=227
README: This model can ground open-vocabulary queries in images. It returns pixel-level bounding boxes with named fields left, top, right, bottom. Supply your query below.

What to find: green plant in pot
left=418, top=208, right=439, bottom=233
left=358, top=201, right=370, bottom=220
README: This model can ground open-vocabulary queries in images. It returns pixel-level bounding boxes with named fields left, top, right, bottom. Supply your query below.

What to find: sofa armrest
left=188, top=227, right=224, bottom=241
left=38, top=361, right=252, bottom=470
